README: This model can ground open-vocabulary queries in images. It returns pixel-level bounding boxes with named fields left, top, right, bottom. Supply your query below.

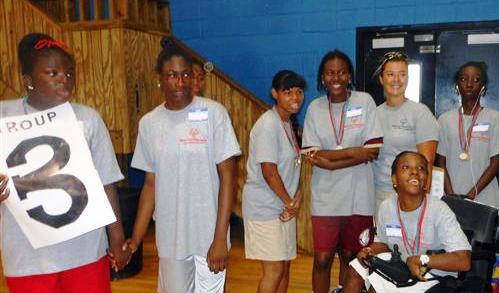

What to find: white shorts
left=244, top=217, right=297, bottom=261
left=350, top=252, right=439, bottom=293
left=158, top=255, right=225, bottom=293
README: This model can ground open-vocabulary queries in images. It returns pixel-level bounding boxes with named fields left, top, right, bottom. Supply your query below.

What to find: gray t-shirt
left=131, top=97, right=241, bottom=259
left=302, top=91, right=383, bottom=216
left=0, top=98, right=123, bottom=276
left=375, top=195, right=471, bottom=277
left=373, top=100, right=439, bottom=192
left=437, top=108, right=499, bottom=207
left=242, top=108, right=300, bottom=221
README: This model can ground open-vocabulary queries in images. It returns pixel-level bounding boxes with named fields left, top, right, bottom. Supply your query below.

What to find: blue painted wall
left=169, top=0, right=499, bottom=123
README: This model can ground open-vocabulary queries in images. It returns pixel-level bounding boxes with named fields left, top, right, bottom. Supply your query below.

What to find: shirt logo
left=392, top=118, right=414, bottom=131
left=189, top=128, right=200, bottom=137
left=180, top=128, right=207, bottom=144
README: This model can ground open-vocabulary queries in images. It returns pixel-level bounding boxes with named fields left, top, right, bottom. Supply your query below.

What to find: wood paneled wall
left=0, top=80, right=19, bottom=101
left=28, top=0, right=170, bottom=32
left=297, top=163, right=314, bottom=253
left=63, top=28, right=131, bottom=153
left=0, top=0, right=62, bottom=99
left=204, top=72, right=267, bottom=216
left=122, top=30, right=163, bottom=151
left=29, top=0, right=68, bottom=22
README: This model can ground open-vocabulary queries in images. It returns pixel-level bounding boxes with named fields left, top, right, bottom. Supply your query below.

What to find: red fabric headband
left=34, top=39, right=71, bottom=53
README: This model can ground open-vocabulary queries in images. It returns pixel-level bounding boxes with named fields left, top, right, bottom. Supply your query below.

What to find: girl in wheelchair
left=343, top=151, right=471, bottom=293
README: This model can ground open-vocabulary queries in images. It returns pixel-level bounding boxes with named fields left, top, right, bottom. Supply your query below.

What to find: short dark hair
left=272, top=70, right=307, bottom=91
left=391, top=151, right=428, bottom=175
left=454, top=61, right=488, bottom=90
left=316, top=49, right=355, bottom=92
left=155, top=37, right=193, bottom=74
left=18, top=33, right=74, bottom=75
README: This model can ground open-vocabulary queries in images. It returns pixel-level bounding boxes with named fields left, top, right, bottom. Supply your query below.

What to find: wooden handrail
left=27, top=0, right=170, bottom=32
left=60, top=19, right=168, bottom=35
left=22, top=0, right=62, bottom=26
left=58, top=18, right=265, bottom=110
left=171, top=37, right=270, bottom=110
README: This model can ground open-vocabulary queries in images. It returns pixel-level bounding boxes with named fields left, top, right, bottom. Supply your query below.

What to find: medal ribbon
left=328, top=96, right=349, bottom=148
left=458, top=106, right=481, bottom=154
left=396, top=196, right=427, bottom=256
left=274, top=108, right=300, bottom=158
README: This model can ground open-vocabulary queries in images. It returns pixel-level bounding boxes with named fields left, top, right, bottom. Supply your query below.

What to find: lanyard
left=396, top=196, right=427, bottom=256
left=283, top=121, right=300, bottom=157
left=273, top=108, right=300, bottom=158
left=328, top=96, right=349, bottom=148
left=458, top=106, right=481, bottom=154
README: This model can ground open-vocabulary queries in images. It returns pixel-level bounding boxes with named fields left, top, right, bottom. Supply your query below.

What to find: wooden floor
left=0, top=220, right=340, bottom=292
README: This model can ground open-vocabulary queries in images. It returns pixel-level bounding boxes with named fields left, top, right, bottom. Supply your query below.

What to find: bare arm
left=104, top=183, right=129, bottom=271
left=207, top=157, right=237, bottom=273
left=306, top=148, right=379, bottom=170
left=0, top=174, right=9, bottom=203
left=261, top=162, right=293, bottom=206
left=416, top=140, right=438, bottom=191
left=436, top=155, right=454, bottom=195
left=356, top=242, right=391, bottom=266
left=317, top=147, right=379, bottom=163
left=261, top=163, right=300, bottom=221
left=316, top=148, right=356, bottom=161
left=466, top=154, right=499, bottom=200
left=128, top=172, right=156, bottom=251
left=406, top=250, right=471, bottom=281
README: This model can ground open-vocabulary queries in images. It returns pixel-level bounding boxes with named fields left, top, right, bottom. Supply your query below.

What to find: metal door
left=356, top=21, right=499, bottom=114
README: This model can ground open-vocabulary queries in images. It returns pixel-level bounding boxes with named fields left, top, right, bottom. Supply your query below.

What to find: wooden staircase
left=0, top=0, right=315, bottom=253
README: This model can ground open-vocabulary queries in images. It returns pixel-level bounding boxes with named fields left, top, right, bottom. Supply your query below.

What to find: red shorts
left=5, top=256, right=111, bottom=293
left=312, top=215, right=374, bottom=252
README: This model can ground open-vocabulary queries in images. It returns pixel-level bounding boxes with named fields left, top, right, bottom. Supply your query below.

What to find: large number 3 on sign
left=6, top=135, right=88, bottom=228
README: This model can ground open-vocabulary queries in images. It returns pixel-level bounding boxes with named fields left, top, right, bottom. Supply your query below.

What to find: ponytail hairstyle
left=155, top=37, right=193, bottom=74
left=18, top=33, right=74, bottom=75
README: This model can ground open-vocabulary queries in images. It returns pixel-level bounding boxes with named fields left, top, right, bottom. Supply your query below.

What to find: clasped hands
left=280, top=196, right=301, bottom=222
left=107, top=240, right=135, bottom=272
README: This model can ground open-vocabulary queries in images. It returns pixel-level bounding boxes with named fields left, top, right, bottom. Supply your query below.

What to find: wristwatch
left=420, top=254, right=430, bottom=266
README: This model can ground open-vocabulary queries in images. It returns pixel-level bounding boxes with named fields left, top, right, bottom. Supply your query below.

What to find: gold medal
left=458, top=106, right=481, bottom=163
left=294, top=156, right=301, bottom=168
left=335, top=145, right=343, bottom=150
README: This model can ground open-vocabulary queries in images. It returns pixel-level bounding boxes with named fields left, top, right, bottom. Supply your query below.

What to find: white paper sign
left=0, top=103, right=116, bottom=248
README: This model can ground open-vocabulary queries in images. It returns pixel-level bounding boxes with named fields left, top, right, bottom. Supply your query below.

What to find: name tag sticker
left=473, top=123, right=489, bottom=132
left=188, top=107, right=208, bottom=121
left=386, top=224, right=402, bottom=238
left=347, top=106, right=363, bottom=117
